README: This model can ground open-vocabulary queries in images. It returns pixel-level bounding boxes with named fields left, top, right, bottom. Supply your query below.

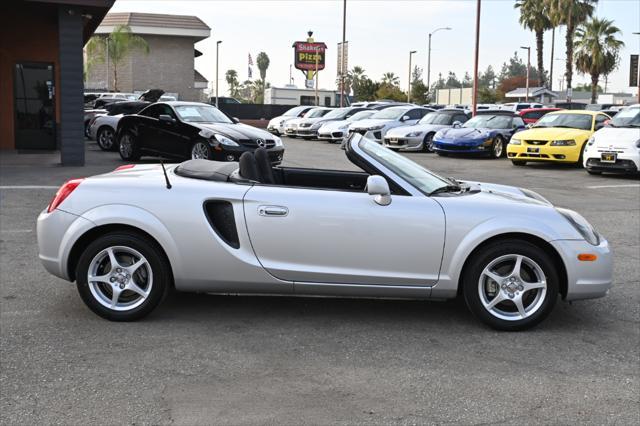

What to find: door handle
left=258, top=205, right=289, bottom=217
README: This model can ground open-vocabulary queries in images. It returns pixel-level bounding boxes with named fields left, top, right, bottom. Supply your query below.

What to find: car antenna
left=159, top=160, right=172, bottom=189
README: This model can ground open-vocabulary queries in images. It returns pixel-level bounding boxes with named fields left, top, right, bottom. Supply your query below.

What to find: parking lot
left=1, top=137, right=639, bottom=425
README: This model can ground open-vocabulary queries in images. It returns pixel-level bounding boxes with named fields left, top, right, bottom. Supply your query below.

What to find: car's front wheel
left=118, top=131, right=141, bottom=161
left=191, top=141, right=212, bottom=160
left=462, top=239, right=559, bottom=331
left=491, top=136, right=505, bottom=159
left=97, top=127, right=116, bottom=151
left=422, top=133, right=434, bottom=153
left=76, top=232, right=171, bottom=321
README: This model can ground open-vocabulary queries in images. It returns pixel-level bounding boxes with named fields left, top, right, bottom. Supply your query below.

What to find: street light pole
left=215, top=40, right=222, bottom=108
left=471, top=0, right=481, bottom=116
left=520, top=46, right=531, bottom=102
left=426, top=27, right=451, bottom=99
left=634, top=32, right=640, bottom=103
left=340, top=0, right=347, bottom=107
left=408, top=50, right=416, bottom=103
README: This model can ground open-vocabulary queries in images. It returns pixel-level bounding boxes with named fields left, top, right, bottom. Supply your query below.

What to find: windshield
left=533, top=113, right=592, bottom=130
left=323, top=108, right=351, bottom=119
left=347, top=111, right=375, bottom=122
left=463, top=114, right=512, bottom=129
left=305, top=108, right=330, bottom=118
left=357, top=137, right=450, bottom=195
left=371, top=107, right=410, bottom=120
left=419, top=112, right=456, bottom=125
left=609, top=108, right=640, bottom=127
left=174, top=105, right=233, bottom=123
left=284, top=106, right=307, bottom=117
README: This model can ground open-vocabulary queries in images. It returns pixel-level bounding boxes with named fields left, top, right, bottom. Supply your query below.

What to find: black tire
left=491, top=136, right=505, bottom=159
left=422, top=133, right=435, bottom=153
left=190, top=140, right=213, bottom=160
left=97, top=126, right=116, bottom=151
left=587, top=169, right=602, bottom=175
left=289, top=135, right=297, bottom=139
left=118, top=130, right=141, bottom=161
left=511, top=160, right=527, bottom=166
left=75, top=232, right=171, bottom=321
left=84, top=120, right=91, bottom=138
left=462, top=239, right=559, bottom=331
left=577, top=143, right=587, bottom=167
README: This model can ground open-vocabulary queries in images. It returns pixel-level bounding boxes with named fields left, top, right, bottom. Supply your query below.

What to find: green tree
left=410, top=66, right=429, bottom=104
left=381, top=72, right=400, bottom=86
left=85, top=25, right=149, bottom=91
left=348, top=66, right=368, bottom=100
left=376, top=84, right=406, bottom=102
left=356, top=77, right=380, bottom=101
left=225, top=69, right=240, bottom=98
left=545, top=0, right=597, bottom=95
left=574, top=17, right=624, bottom=103
left=462, top=72, right=473, bottom=87
left=444, top=71, right=461, bottom=88
left=256, top=52, right=270, bottom=104
left=515, top=0, right=553, bottom=87
left=478, top=65, right=497, bottom=89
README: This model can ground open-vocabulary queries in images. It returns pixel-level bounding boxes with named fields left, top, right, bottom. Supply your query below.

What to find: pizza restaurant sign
left=293, top=42, right=327, bottom=71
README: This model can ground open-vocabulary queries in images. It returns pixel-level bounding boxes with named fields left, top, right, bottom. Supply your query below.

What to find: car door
left=154, top=104, right=186, bottom=157
left=243, top=186, right=445, bottom=287
left=136, top=104, right=163, bottom=150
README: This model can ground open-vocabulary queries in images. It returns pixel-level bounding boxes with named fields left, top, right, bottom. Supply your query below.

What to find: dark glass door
left=14, top=63, right=56, bottom=150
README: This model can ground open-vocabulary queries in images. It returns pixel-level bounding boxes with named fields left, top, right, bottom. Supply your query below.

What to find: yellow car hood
left=515, top=127, right=592, bottom=141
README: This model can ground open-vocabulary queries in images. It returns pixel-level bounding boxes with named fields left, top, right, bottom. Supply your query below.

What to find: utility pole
left=471, top=0, right=481, bottom=116
left=521, top=46, right=531, bottom=101
left=408, top=50, right=416, bottom=103
left=549, top=28, right=555, bottom=90
left=340, top=0, right=347, bottom=107
left=215, top=40, right=222, bottom=107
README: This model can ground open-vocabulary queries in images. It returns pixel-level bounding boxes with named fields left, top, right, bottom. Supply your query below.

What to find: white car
left=583, top=105, right=640, bottom=175
left=500, top=102, right=544, bottom=112
left=348, top=106, right=431, bottom=143
left=295, top=107, right=334, bottom=139
left=318, top=110, right=376, bottom=143
left=267, top=106, right=314, bottom=135
left=283, top=107, right=331, bottom=138
left=383, top=109, right=471, bottom=152
left=88, top=101, right=149, bottom=150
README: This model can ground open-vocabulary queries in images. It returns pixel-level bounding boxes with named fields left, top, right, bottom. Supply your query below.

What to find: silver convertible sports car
left=37, top=134, right=612, bottom=330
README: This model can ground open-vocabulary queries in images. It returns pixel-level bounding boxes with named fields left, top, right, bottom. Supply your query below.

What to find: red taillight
left=47, top=179, right=84, bottom=213
left=114, top=164, right=135, bottom=171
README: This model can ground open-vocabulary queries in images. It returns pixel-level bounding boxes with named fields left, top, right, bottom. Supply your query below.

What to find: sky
left=110, top=0, right=640, bottom=97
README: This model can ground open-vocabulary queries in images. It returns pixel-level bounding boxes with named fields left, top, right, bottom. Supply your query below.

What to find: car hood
left=285, top=118, right=304, bottom=127
left=514, top=127, right=592, bottom=141
left=458, top=181, right=552, bottom=206
left=386, top=123, right=450, bottom=137
left=436, top=127, right=495, bottom=141
left=191, top=122, right=274, bottom=140
left=349, top=118, right=396, bottom=130
left=298, top=117, right=332, bottom=125
left=319, top=119, right=350, bottom=131
left=591, top=127, right=640, bottom=148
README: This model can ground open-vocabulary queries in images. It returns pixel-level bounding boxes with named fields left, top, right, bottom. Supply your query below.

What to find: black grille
left=373, top=131, right=382, bottom=140
left=526, top=140, right=548, bottom=145
left=203, top=201, right=240, bottom=249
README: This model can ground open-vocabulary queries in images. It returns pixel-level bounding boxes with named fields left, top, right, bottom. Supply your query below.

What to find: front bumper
left=296, top=128, right=318, bottom=138
left=383, top=135, right=423, bottom=150
left=349, top=129, right=383, bottom=143
left=318, top=131, right=346, bottom=142
left=432, top=140, right=490, bottom=155
left=507, top=143, right=581, bottom=163
left=284, top=127, right=297, bottom=136
left=266, top=125, right=283, bottom=135
left=584, top=151, right=640, bottom=174
left=550, top=238, right=613, bottom=301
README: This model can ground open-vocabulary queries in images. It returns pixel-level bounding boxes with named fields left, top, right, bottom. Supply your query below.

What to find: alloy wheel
left=477, top=254, right=547, bottom=321
left=191, top=142, right=210, bottom=159
left=493, top=139, right=504, bottom=158
left=87, top=246, right=153, bottom=312
left=98, top=129, right=114, bottom=149
left=119, top=134, right=132, bottom=158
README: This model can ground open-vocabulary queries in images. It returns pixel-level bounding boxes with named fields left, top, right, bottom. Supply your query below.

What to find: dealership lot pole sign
left=293, top=31, right=327, bottom=95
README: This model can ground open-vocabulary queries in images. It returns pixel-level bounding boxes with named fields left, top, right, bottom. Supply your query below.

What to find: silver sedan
left=37, top=134, right=612, bottom=330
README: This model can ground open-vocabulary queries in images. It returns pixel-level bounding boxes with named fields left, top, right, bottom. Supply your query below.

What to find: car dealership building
left=0, top=0, right=113, bottom=165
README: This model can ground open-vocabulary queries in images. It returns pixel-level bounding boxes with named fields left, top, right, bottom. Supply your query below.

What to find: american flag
left=248, top=53, right=254, bottom=66
left=248, top=53, right=253, bottom=78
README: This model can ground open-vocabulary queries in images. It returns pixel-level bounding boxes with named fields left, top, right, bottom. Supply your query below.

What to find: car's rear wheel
left=76, top=232, right=171, bottom=321
left=97, top=127, right=116, bottom=151
left=84, top=120, right=91, bottom=138
left=191, top=141, right=212, bottom=160
left=491, top=137, right=505, bottom=159
left=118, top=131, right=141, bottom=161
left=511, top=160, right=527, bottom=166
left=422, top=133, right=435, bottom=153
left=462, top=239, right=558, bottom=331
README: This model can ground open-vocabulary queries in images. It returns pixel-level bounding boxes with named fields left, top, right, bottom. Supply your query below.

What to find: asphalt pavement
left=1, top=138, right=639, bottom=425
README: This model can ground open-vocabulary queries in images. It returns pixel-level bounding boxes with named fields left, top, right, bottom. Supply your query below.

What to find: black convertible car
left=116, top=102, right=285, bottom=163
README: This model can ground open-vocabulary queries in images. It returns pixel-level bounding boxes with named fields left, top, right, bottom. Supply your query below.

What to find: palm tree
left=515, top=0, right=552, bottom=87
left=348, top=66, right=367, bottom=99
left=225, top=69, right=240, bottom=98
left=545, top=0, right=597, bottom=97
left=85, top=25, right=149, bottom=91
left=256, top=52, right=270, bottom=104
left=381, top=72, right=400, bottom=86
left=574, top=17, right=624, bottom=103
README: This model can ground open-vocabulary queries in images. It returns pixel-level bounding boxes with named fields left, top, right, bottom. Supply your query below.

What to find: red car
left=518, top=108, right=563, bottom=124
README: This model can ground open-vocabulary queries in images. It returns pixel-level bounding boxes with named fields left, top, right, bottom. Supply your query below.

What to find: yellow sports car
left=507, top=110, right=611, bottom=166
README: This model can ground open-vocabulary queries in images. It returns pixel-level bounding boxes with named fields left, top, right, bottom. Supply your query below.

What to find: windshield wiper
left=429, top=184, right=461, bottom=196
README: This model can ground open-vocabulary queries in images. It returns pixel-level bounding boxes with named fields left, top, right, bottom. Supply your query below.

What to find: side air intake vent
left=203, top=201, right=240, bottom=249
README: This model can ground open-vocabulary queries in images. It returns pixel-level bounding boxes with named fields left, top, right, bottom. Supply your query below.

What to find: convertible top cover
left=174, top=159, right=238, bottom=182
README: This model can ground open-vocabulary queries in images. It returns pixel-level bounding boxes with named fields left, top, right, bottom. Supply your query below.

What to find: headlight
left=339, top=124, right=349, bottom=130
left=214, top=134, right=239, bottom=146
left=406, top=131, right=423, bottom=137
left=311, top=122, right=323, bottom=130
left=274, top=136, right=283, bottom=147
left=587, top=136, right=596, bottom=146
left=556, top=208, right=600, bottom=246
left=550, top=139, right=576, bottom=146
left=368, top=125, right=385, bottom=131
left=510, top=138, right=521, bottom=145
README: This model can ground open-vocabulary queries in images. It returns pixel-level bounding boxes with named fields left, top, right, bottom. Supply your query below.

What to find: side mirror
left=232, top=117, right=240, bottom=123
left=526, top=123, right=533, bottom=129
left=158, top=114, right=175, bottom=123
left=595, top=122, right=605, bottom=130
left=452, top=121, right=462, bottom=128
left=366, top=175, right=391, bottom=206
left=401, top=115, right=411, bottom=122
left=603, top=119, right=611, bottom=127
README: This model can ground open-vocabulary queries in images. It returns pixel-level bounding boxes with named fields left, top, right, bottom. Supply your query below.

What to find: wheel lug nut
left=116, top=268, right=122, bottom=273
left=508, top=293, right=514, bottom=299
left=110, top=277, right=115, bottom=282
left=518, top=285, right=524, bottom=291
left=119, top=284, right=125, bottom=289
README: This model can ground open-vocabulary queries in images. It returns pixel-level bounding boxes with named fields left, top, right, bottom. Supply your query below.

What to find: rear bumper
left=550, top=238, right=613, bottom=301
